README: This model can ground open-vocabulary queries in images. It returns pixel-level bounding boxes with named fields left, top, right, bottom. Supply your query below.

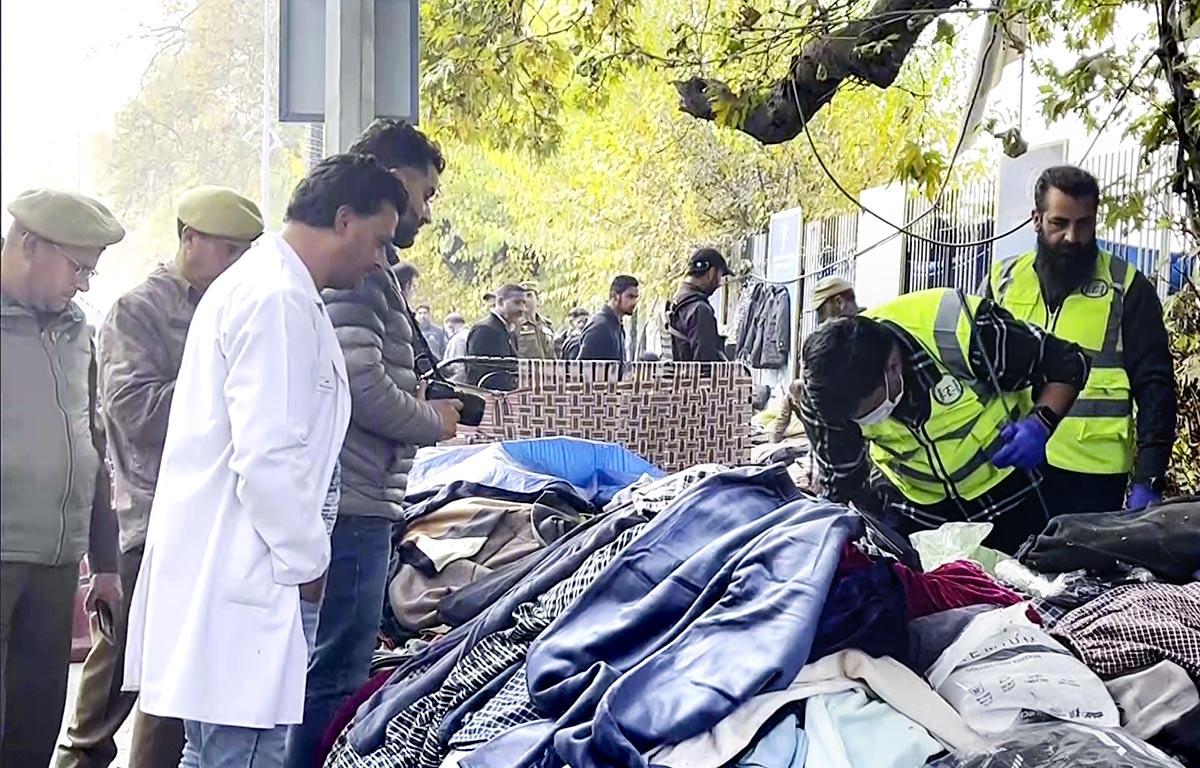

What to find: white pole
left=260, top=0, right=272, bottom=218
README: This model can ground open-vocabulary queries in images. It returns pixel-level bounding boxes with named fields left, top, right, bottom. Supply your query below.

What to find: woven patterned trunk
left=450, top=360, right=753, bottom=471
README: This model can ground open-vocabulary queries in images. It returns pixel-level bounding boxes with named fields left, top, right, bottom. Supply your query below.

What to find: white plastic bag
left=927, top=722, right=1185, bottom=767
left=925, top=604, right=1119, bottom=735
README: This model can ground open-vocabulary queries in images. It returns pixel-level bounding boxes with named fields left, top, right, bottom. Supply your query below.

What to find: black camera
left=425, top=379, right=486, bottom=427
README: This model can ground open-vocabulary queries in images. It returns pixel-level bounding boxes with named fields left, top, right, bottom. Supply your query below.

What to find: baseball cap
left=687, top=247, right=733, bottom=277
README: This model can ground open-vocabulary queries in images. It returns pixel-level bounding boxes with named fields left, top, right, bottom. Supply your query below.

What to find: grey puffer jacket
left=323, top=270, right=443, bottom=521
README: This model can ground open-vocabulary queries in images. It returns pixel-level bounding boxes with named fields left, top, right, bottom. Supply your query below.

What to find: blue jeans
left=283, top=516, right=392, bottom=768
left=180, top=598, right=321, bottom=767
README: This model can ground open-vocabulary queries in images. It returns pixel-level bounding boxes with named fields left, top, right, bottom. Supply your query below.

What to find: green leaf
left=934, top=19, right=955, bottom=46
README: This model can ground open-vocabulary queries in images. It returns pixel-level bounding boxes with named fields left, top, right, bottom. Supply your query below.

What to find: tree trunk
left=675, top=0, right=966, bottom=144
left=1157, top=0, right=1200, bottom=248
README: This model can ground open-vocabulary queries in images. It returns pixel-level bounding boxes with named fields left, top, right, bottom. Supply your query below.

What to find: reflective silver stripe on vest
left=994, top=256, right=1022, bottom=304
left=934, top=290, right=971, bottom=380
left=872, top=440, right=924, bottom=462
left=1099, top=256, right=1128, bottom=359
left=889, top=462, right=943, bottom=484
left=1067, top=399, right=1132, bottom=418
left=934, top=289, right=990, bottom=400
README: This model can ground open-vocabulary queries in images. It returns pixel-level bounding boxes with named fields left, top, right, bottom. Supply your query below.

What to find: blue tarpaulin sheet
left=406, top=437, right=663, bottom=507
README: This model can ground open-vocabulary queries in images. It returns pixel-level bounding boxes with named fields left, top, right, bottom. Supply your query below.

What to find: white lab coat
left=124, top=233, right=350, bottom=728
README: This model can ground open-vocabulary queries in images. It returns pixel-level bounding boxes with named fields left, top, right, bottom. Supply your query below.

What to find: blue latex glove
left=990, top=417, right=1049, bottom=471
left=1126, top=483, right=1160, bottom=511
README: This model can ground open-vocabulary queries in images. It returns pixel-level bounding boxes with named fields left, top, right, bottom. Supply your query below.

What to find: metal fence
left=902, top=177, right=998, bottom=295
left=896, top=149, right=1191, bottom=299
left=1083, top=147, right=1194, bottom=297
left=799, top=211, right=859, bottom=342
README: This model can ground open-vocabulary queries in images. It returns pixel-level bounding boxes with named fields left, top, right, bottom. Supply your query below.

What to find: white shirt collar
left=272, top=233, right=323, bottom=305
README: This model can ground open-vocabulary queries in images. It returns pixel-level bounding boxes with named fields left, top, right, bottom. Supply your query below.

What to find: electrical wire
left=791, top=78, right=1032, bottom=249
left=736, top=15, right=1013, bottom=286
left=739, top=14, right=1153, bottom=289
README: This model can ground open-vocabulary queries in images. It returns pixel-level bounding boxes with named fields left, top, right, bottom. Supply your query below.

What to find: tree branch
left=1156, top=0, right=1200, bottom=244
left=675, top=0, right=967, bottom=144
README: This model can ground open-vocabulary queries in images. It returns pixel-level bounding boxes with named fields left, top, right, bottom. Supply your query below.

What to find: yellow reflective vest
left=989, top=251, right=1135, bottom=474
left=861, top=289, right=1028, bottom=505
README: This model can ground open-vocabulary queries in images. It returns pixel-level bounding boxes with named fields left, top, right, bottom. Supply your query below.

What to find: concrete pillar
left=324, top=0, right=375, bottom=153
left=854, top=184, right=907, bottom=308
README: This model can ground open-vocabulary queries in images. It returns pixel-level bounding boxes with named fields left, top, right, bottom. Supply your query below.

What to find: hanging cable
left=791, top=78, right=1031, bottom=248
left=739, top=14, right=1153, bottom=288
left=736, top=15, right=1013, bottom=287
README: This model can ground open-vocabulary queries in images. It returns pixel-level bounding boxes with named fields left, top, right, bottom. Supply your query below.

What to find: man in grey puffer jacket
left=284, top=121, right=461, bottom=768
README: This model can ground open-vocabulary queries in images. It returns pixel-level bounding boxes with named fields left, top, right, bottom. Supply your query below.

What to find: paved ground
left=60, top=663, right=134, bottom=767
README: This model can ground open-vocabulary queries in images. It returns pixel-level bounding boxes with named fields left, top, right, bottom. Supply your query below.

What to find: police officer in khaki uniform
left=55, top=187, right=263, bottom=768
left=1, top=189, right=125, bottom=768
left=515, top=281, right=555, bottom=359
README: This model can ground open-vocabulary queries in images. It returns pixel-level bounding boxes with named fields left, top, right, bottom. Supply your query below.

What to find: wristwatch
left=1031, top=405, right=1061, bottom=434
left=1145, top=475, right=1168, bottom=493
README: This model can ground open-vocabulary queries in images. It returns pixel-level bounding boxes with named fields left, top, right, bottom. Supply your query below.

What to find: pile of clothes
left=381, top=439, right=663, bottom=643
left=320, top=443, right=1200, bottom=768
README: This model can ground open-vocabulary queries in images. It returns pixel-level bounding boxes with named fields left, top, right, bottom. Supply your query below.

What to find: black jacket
left=417, top=321, right=448, bottom=359
left=668, top=283, right=723, bottom=362
left=1094, top=272, right=1175, bottom=483
left=466, top=313, right=518, bottom=387
left=745, top=284, right=792, bottom=369
left=577, top=305, right=626, bottom=361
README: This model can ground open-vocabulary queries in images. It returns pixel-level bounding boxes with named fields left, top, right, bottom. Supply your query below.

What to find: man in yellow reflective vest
left=987, top=165, right=1177, bottom=514
left=798, top=288, right=1089, bottom=554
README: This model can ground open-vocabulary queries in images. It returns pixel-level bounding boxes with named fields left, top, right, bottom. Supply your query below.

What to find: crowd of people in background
left=404, top=245, right=740, bottom=389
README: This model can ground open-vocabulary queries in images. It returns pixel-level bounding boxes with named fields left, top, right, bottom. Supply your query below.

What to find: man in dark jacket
left=56, top=187, right=263, bottom=768
left=555, top=307, right=589, bottom=359
left=1, top=189, right=124, bottom=767
left=578, top=275, right=640, bottom=361
left=668, top=247, right=733, bottom=362
left=414, top=303, right=447, bottom=359
left=466, top=283, right=526, bottom=387
left=284, top=120, right=461, bottom=768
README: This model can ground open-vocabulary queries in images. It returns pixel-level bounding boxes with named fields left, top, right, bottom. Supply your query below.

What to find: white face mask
left=854, top=367, right=903, bottom=427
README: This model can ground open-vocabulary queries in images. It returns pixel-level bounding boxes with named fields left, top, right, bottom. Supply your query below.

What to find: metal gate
left=903, top=178, right=997, bottom=295
left=799, top=212, right=859, bottom=345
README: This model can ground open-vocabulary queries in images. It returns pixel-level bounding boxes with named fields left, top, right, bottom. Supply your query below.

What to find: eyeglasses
left=49, top=242, right=99, bottom=280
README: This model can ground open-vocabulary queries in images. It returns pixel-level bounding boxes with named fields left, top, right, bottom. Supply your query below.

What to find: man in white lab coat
left=123, top=155, right=406, bottom=767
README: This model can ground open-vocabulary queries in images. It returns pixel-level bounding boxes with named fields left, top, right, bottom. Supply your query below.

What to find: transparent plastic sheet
left=994, top=561, right=1159, bottom=627
left=926, top=722, right=1186, bottom=767
left=910, top=522, right=1009, bottom=574
left=995, top=562, right=1158, bottom=601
